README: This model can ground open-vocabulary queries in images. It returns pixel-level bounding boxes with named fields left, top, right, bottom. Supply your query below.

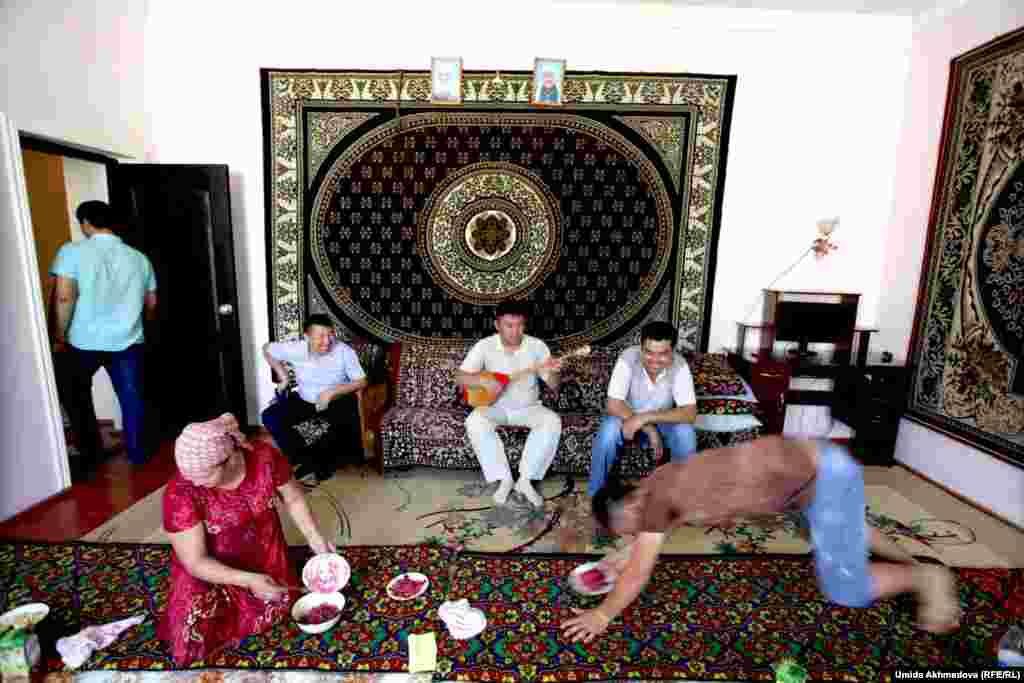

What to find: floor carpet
left=3, top=542, right=1020, bottom=682
left=81, top=467, right=1014, bottom=568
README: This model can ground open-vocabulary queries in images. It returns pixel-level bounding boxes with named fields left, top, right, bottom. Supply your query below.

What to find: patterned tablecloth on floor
left=1, top=543, right=1018, bottom=682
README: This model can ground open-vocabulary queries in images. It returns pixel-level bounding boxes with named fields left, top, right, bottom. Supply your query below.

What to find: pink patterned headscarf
left=174, top=413, right=252, bottom=481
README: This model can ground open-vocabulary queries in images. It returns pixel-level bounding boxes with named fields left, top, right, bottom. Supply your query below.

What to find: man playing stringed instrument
left=456, top=300, right=563, bottom=507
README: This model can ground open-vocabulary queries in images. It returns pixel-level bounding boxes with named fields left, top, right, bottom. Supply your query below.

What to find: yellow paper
left=407, top=632, right=437, bottom=673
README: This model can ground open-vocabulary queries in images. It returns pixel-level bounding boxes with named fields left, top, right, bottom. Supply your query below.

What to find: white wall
left=63, top=157, right=123, bottom=430
left=142, top=0, right=913, bottom=422
left=0, top=0, right=146, bottom=159
left=0, top=113, right=69, bottom=522
left=0, top=0, right=144, bottom=519
left=878, top=0, right=1024, bottom=527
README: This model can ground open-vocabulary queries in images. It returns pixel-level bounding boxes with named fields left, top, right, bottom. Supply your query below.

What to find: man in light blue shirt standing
left=50, top=201, right=158, bottom=471
left=261, top=314, right=368, bottom=483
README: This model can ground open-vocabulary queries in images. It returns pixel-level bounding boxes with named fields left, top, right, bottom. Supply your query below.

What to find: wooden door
left=111, top=164, right=246, bottom=437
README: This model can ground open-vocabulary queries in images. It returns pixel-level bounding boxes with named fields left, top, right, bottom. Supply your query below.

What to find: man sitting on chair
left=587, top=321, right=697, bottom=498
left=455, top=300, right=563, bottom=508
left=261, top=315, right=367, bottom=483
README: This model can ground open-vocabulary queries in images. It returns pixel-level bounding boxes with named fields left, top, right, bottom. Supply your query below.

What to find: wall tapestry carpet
left=261, top=69, right=735, bottom=350
left=907, top=26, right=1024, bottom=467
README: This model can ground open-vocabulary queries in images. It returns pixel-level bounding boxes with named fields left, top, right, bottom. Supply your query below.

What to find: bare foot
left=515, top=477, right=544, bottom=508
left=915, top=565, right=961, bottom=634
left=493, top=479, right=514, bottom=505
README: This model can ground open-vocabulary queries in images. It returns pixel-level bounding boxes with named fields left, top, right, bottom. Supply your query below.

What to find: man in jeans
left=50, top=201, right=158, bottom=472
left=587, top=321, right=698, bottom=497
left=562, top=437, right=960, bottom=643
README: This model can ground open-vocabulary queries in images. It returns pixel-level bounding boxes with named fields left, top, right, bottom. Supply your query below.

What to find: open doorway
left=20, top=136, right=127, bottom=479
left=20, top=138, right=125, bottom=477
left=17, top=132, right=249, bottom=473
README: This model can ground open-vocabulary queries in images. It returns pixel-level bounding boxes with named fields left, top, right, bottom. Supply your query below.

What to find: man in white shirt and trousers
left=456, top=301, right=563, bottom=507
left=587, top=321, right=698, bottom=498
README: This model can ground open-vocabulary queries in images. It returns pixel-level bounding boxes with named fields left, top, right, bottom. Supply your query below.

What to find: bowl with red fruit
left=292, top=591, right=346, bottom=634
left=386, top=572, right=430, bottom=601
left=568, top=561, right=616, bottom=596
left=293, top=553, right=350, bottom=634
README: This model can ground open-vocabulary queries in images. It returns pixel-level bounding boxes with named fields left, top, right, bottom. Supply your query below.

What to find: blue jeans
left=57, top=344, right=147, bottom=465
left=587, top=416, right=697, bottom=497
left=802, top=440, right=876, bottom=608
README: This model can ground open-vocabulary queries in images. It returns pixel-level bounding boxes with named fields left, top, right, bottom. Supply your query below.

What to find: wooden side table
left=728, top=352, right=790, bottom=434
left=831, top=365, right=907, bottom=466
left=356, top=383, right=389, bottom=475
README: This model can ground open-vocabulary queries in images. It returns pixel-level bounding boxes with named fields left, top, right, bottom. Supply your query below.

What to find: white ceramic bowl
left=386, top=572, right=430, bottom=601
left=301, top=553, right=351, bottom=594
left=568, top=562, right=616, bottom=596
left=292, top=592, right=346, bottom=635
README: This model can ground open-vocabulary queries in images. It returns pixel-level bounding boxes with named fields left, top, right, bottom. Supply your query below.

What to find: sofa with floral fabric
left=378, top=341, right=762, bottom=476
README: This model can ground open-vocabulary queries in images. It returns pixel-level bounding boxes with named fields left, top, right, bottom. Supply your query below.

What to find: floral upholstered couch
left=378, top=341, right=762, bottom=476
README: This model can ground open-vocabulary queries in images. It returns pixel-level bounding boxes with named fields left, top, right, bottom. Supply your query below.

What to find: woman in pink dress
left=158, top=413, right=335, bottom=665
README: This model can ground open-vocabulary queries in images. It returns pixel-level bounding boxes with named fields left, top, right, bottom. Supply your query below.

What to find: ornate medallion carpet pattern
left=261, top=70, right=736, bottom=351
left=2, top=543, right=1019, bottom=682
left=905, top=27, right=1024, bottom=465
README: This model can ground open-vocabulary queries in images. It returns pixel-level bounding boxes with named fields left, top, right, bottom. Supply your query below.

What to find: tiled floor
left=0, top=439, right=178, bottom=542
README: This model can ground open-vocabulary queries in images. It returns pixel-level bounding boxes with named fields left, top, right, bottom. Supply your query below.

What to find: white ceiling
left=616, top=0, right=965, bottom=16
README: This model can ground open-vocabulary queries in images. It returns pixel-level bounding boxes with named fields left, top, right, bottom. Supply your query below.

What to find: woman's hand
left=561, top=607, right=611, bottom=643
left=309, top=537, right=336, bottom=555
left=247, top=573, right=288, bottom=602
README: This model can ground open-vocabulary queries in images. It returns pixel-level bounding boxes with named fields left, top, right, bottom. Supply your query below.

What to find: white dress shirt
left=606, top=345, right=696, bottom=413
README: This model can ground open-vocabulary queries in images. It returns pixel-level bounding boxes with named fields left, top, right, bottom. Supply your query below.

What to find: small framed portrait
left=431, top=57, right=463, bottom=104
left=531, top=58, right=566, bottom=106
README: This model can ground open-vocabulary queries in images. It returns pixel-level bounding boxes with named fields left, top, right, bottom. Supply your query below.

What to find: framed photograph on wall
left=431, top=57, right=463, bottom=104
left=531, top=58, right=566, bottom=106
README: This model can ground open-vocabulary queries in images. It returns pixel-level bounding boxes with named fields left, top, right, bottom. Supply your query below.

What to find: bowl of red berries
left=386, top=572, right=430, bottom=601
left=292, top=591, right=345, bottom=634
left=568, top=561, right=616, bottom=596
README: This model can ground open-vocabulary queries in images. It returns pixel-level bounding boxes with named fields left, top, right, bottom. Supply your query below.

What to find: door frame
left=1, top=115, right=72, bottom=518
left=15, top=135, right=250, bottom=463
left=19, top=133, right=120, bottom=197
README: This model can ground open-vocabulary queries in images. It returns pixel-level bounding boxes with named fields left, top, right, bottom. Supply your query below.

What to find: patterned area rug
left=3, top=543, right=1019, bottom=682
left=81, top=469, right=1010, bottom=568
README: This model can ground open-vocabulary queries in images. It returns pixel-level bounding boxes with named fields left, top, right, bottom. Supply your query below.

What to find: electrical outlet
left=881, top=350, right=893, bottom=364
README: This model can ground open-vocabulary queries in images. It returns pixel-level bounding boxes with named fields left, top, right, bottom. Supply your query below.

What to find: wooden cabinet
left=831, top=365, right=908, bottom=466
left=728, top=353, right=789, bottom=434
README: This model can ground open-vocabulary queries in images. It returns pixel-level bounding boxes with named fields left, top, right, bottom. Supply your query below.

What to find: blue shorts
left=801, top=441, right=876, bottom=608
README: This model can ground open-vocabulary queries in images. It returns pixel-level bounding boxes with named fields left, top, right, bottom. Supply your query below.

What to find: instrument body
left=462, top=346, right=591, bottom=408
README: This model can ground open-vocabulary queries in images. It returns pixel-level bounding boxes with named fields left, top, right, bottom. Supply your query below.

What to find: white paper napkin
left=438, top=599, right=486, bottom=640
left=56, top=614, right=146, bottom=669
